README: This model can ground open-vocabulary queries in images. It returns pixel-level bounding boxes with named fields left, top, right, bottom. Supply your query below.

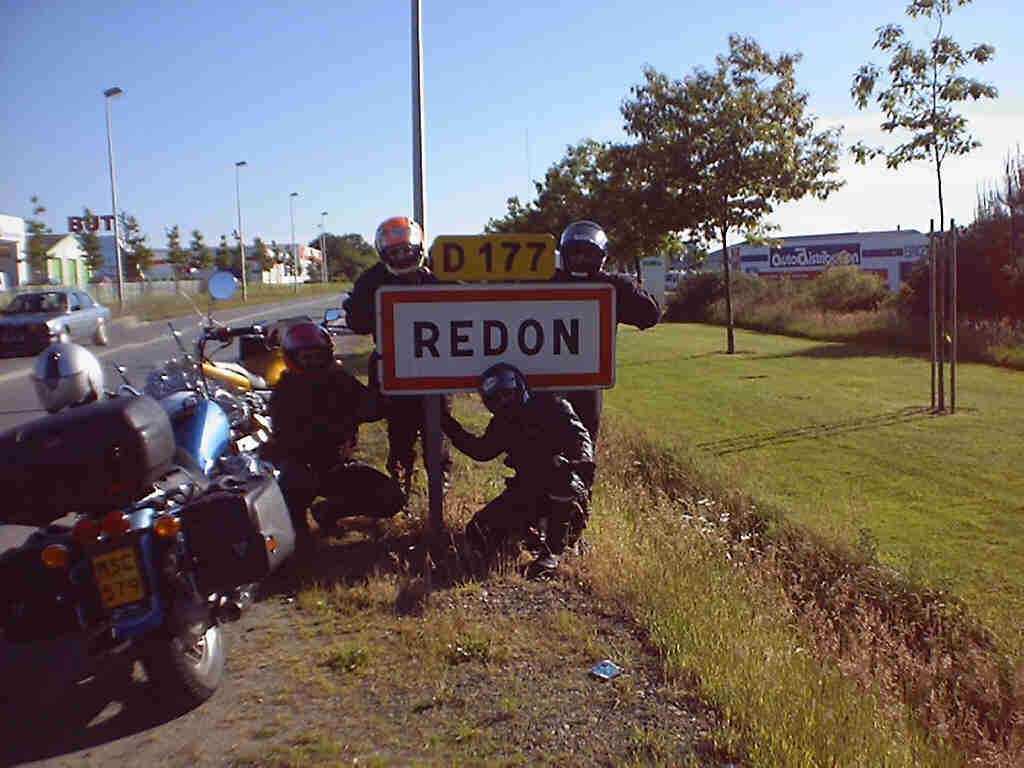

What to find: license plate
left=92, top=546, right=146, bottom=609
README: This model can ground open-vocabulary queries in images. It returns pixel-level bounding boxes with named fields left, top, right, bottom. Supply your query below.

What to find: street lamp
left=289, top=192, right=299, bottom=293
left=319, top=211, right=328, bottom=284
left=235, top=161, right=248, bottom=301
left=103, top=86, right=125, bottom=307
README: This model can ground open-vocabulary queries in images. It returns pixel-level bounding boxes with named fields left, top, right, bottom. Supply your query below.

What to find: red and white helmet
left=374, top=216, right=425, bottom=275
left=281, top=322, right=334, bottom=374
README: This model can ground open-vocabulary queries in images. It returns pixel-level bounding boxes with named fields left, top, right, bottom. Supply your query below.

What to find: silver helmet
left=31, top=342, right=104, bottom=413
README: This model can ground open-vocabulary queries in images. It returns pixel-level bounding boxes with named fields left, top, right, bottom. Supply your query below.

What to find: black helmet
left=559, top=220, right=608, bottom=276
left=477, top=362, right=530, bottom=415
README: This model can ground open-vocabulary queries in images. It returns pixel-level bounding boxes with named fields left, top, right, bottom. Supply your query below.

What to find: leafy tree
left=622, top=37, right=844, bottom=352
left=308, top=232, right=376, bottom=280
left=215, top=234, right=233, bottom=271
left=851, top=0, right=997, bottom=231
left=188, top=229, right=212, bottom=272
left=166, top=225, right=188, bottom=281
left=119, top=212, right=153, bottom=279
left=77, top=206, right=105, bottom=273
left=26, top=195, right=51, bottom=281
left=252, top=237, right=275, bottom=272
left=487, top=140, right=675, bottom=270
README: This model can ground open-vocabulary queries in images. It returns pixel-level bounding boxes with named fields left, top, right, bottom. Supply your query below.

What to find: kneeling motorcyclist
left=441, top=362, right=595, bottom=578
left=267, top=322, right=404, bottom=548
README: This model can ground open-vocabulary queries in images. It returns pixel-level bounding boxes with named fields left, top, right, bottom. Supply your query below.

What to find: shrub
left=809, top=266, right=888, bottom=312
left=663, top=271, right=723, bottom=321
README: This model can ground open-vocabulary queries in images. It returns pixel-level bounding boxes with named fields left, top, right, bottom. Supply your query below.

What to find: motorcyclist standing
left=268, top=322, right=404, bottom=549
left=343, top=216, right=453, bottom=500
left=552, top=220, right=661, bottom=445
left=442, top=362, right=595, bottom=579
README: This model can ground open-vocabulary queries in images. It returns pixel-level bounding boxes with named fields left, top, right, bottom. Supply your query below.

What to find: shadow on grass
left=697, top=406, right=940, bottom=455
left=757, top=339, right=929, bottom=361
left=258, top=514, right=482, bottom=610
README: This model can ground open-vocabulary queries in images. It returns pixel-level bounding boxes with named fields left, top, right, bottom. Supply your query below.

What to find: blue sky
left=2, top=0, right=1021, bottom=253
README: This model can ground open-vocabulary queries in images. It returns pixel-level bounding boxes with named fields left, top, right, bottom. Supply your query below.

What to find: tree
left=851, top=0, right=997, bottom=231
left=166, top=225, right=188, bottom=281
left=26, top=195, right=51, bottom=281
left=252, top=236, right=275, bottom=272
left=119, top=212, right=153, bottom=279
left=77, top=206, right=105, bottom=274
left=622, top=37, right=844, bottom=352
left=308, top=233, right=376, bottom=280
left=487, top=139, right=676, bottom=269
left=215, top=234, right=233, bottom=271
left=188, top=229, right=212, bottom=272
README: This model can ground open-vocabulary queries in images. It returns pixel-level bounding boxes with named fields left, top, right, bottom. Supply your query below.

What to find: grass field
left=606, top=322, right=1024, bottom=651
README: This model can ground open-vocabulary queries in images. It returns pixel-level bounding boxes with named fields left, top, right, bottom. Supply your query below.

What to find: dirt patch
left=1, top=525, right=740, bottom=768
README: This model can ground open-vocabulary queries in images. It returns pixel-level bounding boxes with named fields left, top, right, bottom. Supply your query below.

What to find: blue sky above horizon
left=3, top=0, right=1021, bottom=252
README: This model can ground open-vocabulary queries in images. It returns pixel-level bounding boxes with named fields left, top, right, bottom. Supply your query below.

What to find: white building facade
left=707, top=229, right=930, bottom=293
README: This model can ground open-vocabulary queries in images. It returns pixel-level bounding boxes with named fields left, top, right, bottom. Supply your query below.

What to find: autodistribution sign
left=768, top=243, right=861, bottom=269
left=374, top=283, right=616, bottom=395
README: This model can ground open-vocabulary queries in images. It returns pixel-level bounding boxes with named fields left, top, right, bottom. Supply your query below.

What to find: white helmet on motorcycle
left=30, top=342, right=104, bottom=413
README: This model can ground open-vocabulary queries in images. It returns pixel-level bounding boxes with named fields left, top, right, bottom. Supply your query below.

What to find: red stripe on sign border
left=376, top=283, right=615, bottom=394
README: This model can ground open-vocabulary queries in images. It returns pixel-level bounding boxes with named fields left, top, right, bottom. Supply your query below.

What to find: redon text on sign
left=375, top=283, right=616, bottom=395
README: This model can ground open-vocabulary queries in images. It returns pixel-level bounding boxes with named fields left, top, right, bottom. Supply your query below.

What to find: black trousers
left=369, top=350, right=452, bottom=477
left=466, top=482, right=589, bottom=560
left=278, top=459, right=404, bottom=532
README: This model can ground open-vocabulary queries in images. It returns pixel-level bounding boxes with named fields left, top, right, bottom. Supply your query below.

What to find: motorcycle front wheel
left=141, top=623, right=226, bottom=706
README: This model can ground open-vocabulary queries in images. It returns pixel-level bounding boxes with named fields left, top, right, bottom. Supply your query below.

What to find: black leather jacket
left=553, top=268, right=661, bottom=330
left=551, top=269, right=660, bottom=441
left=442, top=394, right=595, bottom=495
left=268, top=363, right=385, bottom=470
left=343, top=261, right=440, bottom=341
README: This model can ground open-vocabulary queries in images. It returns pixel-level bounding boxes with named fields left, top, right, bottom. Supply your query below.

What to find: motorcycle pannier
left=179, top=474, right=296, bottom=595
left=0, top=396, right=176, bottom=526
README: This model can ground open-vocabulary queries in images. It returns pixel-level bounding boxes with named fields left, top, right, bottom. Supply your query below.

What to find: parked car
left=0, top=288, right=111, bottom=357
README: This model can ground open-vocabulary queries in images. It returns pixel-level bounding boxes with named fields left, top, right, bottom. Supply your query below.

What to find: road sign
left=375, top=283, right=616, bottom=394
left=429, top=234, right=557, bottom=281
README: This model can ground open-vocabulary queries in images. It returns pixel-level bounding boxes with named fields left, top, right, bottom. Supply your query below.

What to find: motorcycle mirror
left=208, top=270, right=239, bottom=302
left=323, top=308, right=344, bottom=326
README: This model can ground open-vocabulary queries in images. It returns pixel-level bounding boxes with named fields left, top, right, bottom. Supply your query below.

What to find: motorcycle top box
left=0, top=395, right=177, bottom=526
left=179, top=474, right=296, bottom=596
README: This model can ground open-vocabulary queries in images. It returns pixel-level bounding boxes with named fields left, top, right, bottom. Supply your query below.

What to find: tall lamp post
left=103, top=86, right=126, bottom=307
left=319, top=211, right=328, bottom=284
left=234, top=160, right=248, bottom=301
left=289, top=192, right=299, bottom=293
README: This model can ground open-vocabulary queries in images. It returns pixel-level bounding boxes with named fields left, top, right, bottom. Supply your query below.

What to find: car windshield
left=3, top=292, right=67, bottom=314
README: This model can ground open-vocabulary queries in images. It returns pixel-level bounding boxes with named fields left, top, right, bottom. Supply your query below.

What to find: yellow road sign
left=429, top=234, right=557, bottom=281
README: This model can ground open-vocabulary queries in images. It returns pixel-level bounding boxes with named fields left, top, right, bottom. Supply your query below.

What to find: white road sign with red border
left=374, top=283, right=616, bottom=394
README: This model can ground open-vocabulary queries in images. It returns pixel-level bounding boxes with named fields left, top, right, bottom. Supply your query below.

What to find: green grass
left=606, top=323, right=1024, bottom=651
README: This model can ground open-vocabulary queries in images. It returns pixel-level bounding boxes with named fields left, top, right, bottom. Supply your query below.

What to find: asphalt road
left=0, top=293, right=353, bottom=433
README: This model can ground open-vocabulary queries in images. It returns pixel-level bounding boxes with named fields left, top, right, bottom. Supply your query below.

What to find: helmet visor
left=561, top=241, right=606, bottom=275
left=291, top=347, right=333, bottom=371
left=381, top=243, right=423, bottom=273
left=479, top=367, right=524, bottom=413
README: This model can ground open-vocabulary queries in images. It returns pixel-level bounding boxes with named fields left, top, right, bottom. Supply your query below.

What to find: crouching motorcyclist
left=441, top=362, right=595, bottom=579
left=266, top=322, right=405, bottom=550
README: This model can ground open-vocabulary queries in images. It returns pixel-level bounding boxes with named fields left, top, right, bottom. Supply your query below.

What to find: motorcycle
left=0, top=271, right=296, bottom=708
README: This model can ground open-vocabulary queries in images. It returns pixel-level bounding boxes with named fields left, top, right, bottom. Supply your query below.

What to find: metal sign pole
left=929, top=220, right=936, bottom=411
left=411, top=0, right=444, bottom=536
left=951, top=219, right=958, bottom=414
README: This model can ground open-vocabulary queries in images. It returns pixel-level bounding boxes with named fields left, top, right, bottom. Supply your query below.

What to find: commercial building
left=0, top=216, right=93, bottom=288
left=706, top=229, right=930, bottom=293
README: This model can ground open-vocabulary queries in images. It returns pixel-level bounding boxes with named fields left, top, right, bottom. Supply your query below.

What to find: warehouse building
left=706, top=229, right=930, bottom=293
